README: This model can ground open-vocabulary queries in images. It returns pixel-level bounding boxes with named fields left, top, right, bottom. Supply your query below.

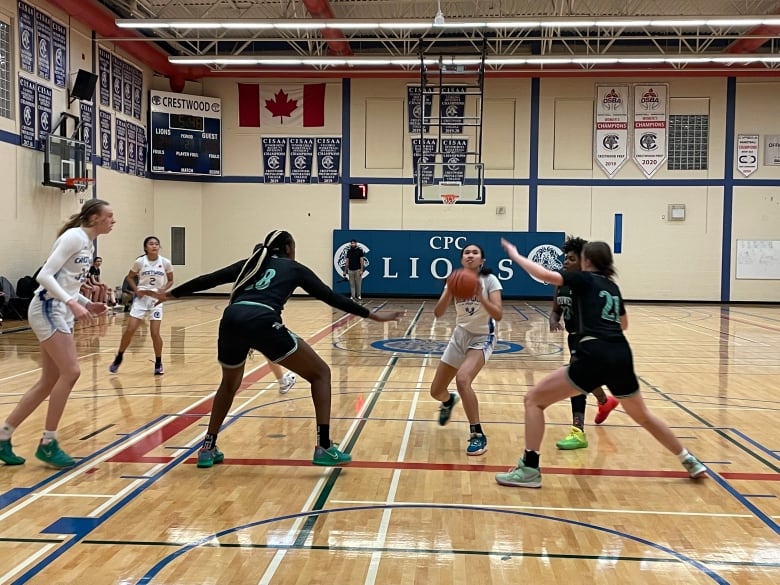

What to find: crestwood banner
left=632, top=84, right=668, bottom=178
left=594, top=85, right=629, bottom=178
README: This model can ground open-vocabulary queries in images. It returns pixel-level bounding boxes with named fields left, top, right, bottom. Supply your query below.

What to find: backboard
left=43, top=134, right=88, bottom=190
left=415, top=161, right=484, bottom=204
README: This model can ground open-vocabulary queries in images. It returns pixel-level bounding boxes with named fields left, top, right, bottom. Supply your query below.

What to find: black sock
left=155, top=356, right=162, bottom=368
left=114, top=351, right=124, bottom=364
left=469, top=423, right=483, bottom=435
left=572, top=413, right=585, bottom=430
left=522, top=449, right=540, bottom=469
left=203, top=433, right=218, bottom=450
left=443, top=394, right=455, bottom=407
left=317, top=424, right=330, bottom=449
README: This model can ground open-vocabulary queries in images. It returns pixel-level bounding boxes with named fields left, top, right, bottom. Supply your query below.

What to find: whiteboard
left=736, top=240, right=780, bottom=279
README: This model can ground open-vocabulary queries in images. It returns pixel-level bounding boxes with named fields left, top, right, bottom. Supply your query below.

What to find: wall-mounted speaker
left=70, top=69, right=98, bottom=102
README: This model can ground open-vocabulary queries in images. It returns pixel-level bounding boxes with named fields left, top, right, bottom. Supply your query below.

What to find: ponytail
left=58, top=199, right=110, bottom=236
left=230, top=230, right=293, bottom=301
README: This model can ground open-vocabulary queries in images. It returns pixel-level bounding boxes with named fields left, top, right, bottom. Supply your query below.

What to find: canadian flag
left=237, top=83, right=326, bottom=128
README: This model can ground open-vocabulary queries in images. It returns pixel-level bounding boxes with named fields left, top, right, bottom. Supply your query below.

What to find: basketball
left=447, top=269, right=480, bottom=299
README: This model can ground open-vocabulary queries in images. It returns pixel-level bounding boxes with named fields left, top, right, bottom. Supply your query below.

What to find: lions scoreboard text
left=149, top=90, right=222, bottom=176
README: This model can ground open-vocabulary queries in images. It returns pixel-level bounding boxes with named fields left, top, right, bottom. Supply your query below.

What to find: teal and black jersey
left=554, top=283, right=580, bottom=336
left=561, top=271, right=626, bottom=341
left=170, top=255, right=370, bottom=319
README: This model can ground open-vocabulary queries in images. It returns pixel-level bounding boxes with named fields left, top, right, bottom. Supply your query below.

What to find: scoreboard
left=149, top=90, right=221, bottom=176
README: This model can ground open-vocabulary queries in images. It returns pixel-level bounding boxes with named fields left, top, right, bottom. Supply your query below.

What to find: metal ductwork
left=301, top=0, right=353, bottom=56
left=47, top=0, right=210, bottom=90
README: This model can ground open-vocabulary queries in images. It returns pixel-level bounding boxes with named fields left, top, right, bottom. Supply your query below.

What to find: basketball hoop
left=65, top=177, right=95, bottom=204
left=440, top=193, right=460, bottom=207
left=65, top=177, right=95, bottom=193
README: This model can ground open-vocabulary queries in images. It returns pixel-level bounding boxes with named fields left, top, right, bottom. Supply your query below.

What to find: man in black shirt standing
left=344, top=239, right=365, bottom=302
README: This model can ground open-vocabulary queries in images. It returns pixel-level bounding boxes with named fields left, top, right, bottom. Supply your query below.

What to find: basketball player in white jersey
left=0, top=199, right=115, bottom=468
left=109, top=236, right=174, bottom=375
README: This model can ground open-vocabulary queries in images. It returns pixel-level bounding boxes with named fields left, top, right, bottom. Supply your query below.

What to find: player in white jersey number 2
left=109, top=236, right=174, bottom=375
left=0, top=200, right=115, bottom=468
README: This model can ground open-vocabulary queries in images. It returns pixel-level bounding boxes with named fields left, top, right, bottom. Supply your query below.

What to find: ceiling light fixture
left=116, top=16, right=780, bottom=31
left=433, top=0, right=446, bottom=26
left=167, top=54, right=780, bottom=67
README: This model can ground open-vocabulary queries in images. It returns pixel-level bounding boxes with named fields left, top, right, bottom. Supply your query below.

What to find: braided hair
left=230, top=230, right=293, bottom=301
left=57, top=199, right=110, bottom=236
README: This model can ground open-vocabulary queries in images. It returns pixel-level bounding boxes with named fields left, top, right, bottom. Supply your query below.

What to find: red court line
left=107, top=313, right=357, bottom=463
left=175, top=457, right=780, bottom=481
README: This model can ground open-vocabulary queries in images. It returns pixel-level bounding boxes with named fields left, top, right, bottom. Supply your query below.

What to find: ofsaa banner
left=594, top=85, right=629, bottom=178
left=315, top=137, right=341, bottom=183
left=633, top=84, right=668, bottom=178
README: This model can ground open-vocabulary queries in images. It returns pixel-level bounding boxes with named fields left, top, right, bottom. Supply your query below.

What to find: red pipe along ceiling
left=725, top=9, right=780, bottom=53
left=301, top=0, right=353, bottom=56
left=46, top=0, right=210, bottom=91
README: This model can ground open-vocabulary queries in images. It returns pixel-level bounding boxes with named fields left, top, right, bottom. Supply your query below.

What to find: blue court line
left=727, top=429, right=780, bottom=463
left=0, top=415, right=169, bottom=513
left=10, top=443, right=202, bottom=585
left=705, top=473, right=780, bottom=536
left=134, top=503, right=729, bottom=585
left=510, top=305, right=530, bottom=320
left=640, top=377, right=780, bottom=536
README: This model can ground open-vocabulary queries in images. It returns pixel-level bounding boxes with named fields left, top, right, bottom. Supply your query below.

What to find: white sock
left=41, top=430, right=57, bottom=445
left=677, top=448, right=690, bottom=462
left=0, top=423, right=15, bottom=441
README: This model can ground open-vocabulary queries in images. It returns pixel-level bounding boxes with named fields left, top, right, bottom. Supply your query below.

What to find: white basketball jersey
left=35, top=227, right=94, bottom=302
left=132, top=255, right=173, bottom=291
left=453, top=273, right=503, bottom=335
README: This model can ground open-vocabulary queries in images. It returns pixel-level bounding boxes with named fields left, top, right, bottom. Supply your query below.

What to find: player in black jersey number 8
left=152, top=230, right=404, bottom=468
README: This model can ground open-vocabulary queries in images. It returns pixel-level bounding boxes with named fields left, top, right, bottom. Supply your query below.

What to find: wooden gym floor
left=0, top=297, right=778, bottom=584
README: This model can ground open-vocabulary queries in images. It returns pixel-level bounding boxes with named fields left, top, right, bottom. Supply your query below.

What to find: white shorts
left=441, top=326, right=496, bottom=369
left=28, top=296, right=74, bottom=342
left=129, top=295, right=164, bottom=321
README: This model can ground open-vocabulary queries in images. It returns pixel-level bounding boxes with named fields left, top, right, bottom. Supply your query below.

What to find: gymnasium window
left=668, top=114, right=709, bottom=170
left=0, top=18, right=10, bottom=119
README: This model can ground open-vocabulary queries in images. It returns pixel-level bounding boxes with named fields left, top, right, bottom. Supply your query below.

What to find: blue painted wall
left=332, top=229, right=564, bottom=298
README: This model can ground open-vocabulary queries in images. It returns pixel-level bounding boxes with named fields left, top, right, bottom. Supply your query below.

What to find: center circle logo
left=370, top=338, right=524, bottom=355
left=333, top=241, right=370, bottom=279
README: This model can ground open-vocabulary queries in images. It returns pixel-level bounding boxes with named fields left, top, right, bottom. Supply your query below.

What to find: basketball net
left=440, top=193, right=460, bottom=209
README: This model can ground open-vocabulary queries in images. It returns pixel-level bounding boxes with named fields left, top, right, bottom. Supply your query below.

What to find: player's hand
left=67, top=300, right=92, bottom=321
left=86, top=302, right=109, bottom=316
left=500, top=238, right=520, bottom=257
left=549, top=318, right=564, bottom=332
left=149, top=291, right=173, bottom=306
left=369, top=310, right=406, bottom=323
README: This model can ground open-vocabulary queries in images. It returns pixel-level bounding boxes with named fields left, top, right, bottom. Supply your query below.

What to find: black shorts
left=566, top=337, right=639, bottom=397
left=217, top=302, right=298, bottom=368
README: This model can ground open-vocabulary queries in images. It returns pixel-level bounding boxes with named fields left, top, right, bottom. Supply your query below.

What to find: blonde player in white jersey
left=430, top=243, right=503, bottom=456
left=109, top=236, right=174, bottom=375
left=0, top=200, right=115, bottom=468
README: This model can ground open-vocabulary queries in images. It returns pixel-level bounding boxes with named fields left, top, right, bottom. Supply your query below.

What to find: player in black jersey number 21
left=153, top=230, right=404, bottom=468
left=496, top=238, right=707, bottom=488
